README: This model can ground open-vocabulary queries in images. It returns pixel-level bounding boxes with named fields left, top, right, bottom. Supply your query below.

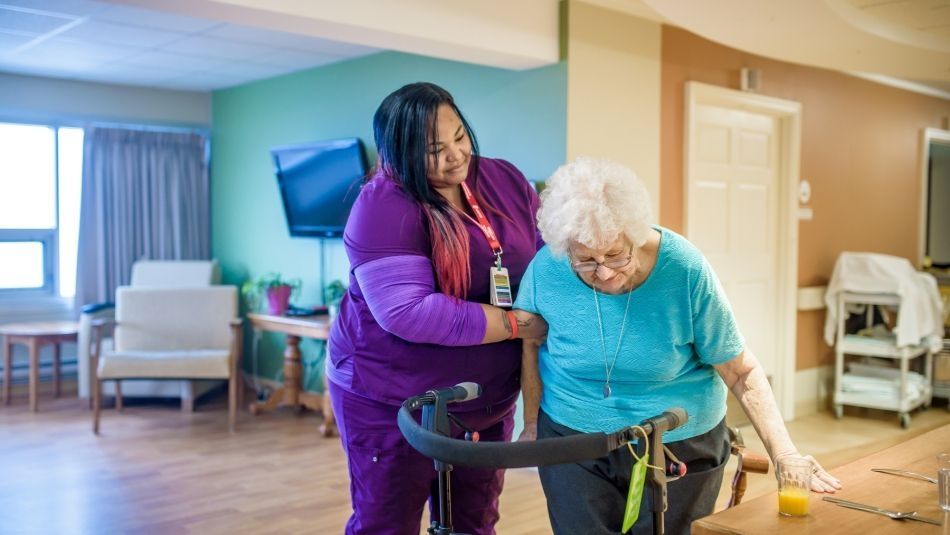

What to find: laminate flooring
left=1, top=382, right=947, bottom=534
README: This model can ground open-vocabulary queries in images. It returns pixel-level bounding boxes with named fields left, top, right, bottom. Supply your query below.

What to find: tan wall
left=565, top=0, right=661, bottom=219
left=660, top=26, right=950, bottom=370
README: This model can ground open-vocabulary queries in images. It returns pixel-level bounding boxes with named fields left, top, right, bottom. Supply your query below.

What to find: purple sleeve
left=355, top=255, right=487, bottom=346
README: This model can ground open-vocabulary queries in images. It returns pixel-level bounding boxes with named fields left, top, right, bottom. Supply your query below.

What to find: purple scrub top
left=328, top=157, right=542, bottom=411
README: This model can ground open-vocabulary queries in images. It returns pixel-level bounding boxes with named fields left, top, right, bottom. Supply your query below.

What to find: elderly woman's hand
left=512, top=309, right=547, bottom=341
left=776, top=453, right=842, bottom=493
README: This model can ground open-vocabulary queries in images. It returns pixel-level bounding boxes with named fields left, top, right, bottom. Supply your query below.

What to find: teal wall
left=211, top=51, right=566, bottom=391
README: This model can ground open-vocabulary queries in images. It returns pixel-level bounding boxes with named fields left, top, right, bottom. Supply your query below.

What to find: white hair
left=537, top=156, right=654, bottom=256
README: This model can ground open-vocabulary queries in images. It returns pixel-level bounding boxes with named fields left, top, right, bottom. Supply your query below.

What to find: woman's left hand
left=805, top=455, right=841, bottom=493
left=779, top=453, right=842, bottom=493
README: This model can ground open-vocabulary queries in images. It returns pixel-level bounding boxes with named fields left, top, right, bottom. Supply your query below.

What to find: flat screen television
left=271, top=137, right=368, bottom=238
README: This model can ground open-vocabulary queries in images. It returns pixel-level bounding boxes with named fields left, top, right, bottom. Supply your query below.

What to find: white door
left=686, top=104, right=780, bottom=378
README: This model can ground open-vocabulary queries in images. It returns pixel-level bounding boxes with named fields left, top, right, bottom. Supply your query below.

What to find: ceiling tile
left=0, top=29, right=36, bottom=52
left=89, top=64, right=185, bottom=83
left=56, top=19, right=185, bottom=48
left=163, top=35, right=275, bottom=61
left=208, top=61, right=291, bottom=78
left=0, top=62, right=75, bottom=79
left=162, top=71, right=255, bottom=91
left=0, top=30, right=36, bottom=48
left=117, top=50, right=226, bottom=72
left=0, top=53, right=99, bottom=74
left=204, top=24, right=378, bottom=56
left=0, top=6, right=78, bottom=35
left=252, top=47, right=346, bottom=69
left=95, top=5, right=221, bottom=33
left=15, top=37, right=144, bottom=66
left=0, top=0, right=108, bottom=17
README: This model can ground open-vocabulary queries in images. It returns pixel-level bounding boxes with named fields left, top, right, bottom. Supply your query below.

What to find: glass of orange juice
left=777, top=457, right=812, bottom=517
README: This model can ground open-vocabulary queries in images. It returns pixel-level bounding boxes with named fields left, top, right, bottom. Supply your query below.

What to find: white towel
left=823, top=252, right=944, bottom=351
left=841, top=364, right=927, bottom=401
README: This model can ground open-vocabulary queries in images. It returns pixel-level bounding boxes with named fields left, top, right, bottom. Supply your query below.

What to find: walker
left=397, top=383, right=689, bottom=535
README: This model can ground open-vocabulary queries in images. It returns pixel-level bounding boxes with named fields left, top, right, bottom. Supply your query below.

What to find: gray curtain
left=74, top=127, right=210, bottom=308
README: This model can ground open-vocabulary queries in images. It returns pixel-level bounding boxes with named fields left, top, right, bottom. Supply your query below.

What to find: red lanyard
left=460, top=181, right=503, bottom=259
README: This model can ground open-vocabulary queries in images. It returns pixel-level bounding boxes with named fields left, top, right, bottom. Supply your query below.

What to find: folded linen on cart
left=842, top=364, right=928, bottom=401
left=823, top=252, right=944, bottom=351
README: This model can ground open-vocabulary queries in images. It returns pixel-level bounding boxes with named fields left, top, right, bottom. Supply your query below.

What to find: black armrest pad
left=81, top=302, right=115, bottom=314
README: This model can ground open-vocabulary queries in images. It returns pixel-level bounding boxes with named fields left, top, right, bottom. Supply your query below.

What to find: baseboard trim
left=794, top=365, right=833, bottom=418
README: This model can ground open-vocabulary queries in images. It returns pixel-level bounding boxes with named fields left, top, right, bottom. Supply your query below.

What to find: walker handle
left=397, top=400, right=688, bottom=469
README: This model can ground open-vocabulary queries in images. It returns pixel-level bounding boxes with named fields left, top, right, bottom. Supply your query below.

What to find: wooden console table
left=692, top=423, right=949, bottom=533
left=245, top=313, right=335, bottom=437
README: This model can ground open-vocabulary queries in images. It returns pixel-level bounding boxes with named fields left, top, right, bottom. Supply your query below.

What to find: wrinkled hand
left=512, top=309, right=547, bottom=341
left=777, top=453, right=842, bottom=493
left=518, top=421, right=537, bottom=442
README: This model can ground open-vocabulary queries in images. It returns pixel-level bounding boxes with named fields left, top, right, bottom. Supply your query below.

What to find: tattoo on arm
left=501, top=309, right=512, bottom=335
left=516, top=316, right=533, bottom=328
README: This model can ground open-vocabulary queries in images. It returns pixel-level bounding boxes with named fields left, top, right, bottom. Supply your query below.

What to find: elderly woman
left=516, top=157, right=840, bottom=534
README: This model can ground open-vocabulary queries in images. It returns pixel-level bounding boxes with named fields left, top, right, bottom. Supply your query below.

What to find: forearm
left=719, top=350, right=842, bottom=492
left=520, top=339, right=542, bottom=424
left=733, top=370, right=796, bottom=462
left=480, top=305, right=547, bottom=343
left=719, top=351, right=797, bottom=464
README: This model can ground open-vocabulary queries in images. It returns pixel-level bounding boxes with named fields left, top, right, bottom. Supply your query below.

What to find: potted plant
left=241, top=272, right=302, bottom=316
left=324, top=280, right=347, bottom=320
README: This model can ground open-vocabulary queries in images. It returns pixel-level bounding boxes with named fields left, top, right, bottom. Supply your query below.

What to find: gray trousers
left=537, top=411, right=730, bottom=535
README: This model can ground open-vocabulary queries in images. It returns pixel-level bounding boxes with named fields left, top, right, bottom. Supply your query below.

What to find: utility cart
left=832, top=291, right=934, bottom=428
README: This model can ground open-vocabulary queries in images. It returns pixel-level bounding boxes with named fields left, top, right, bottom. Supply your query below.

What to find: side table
left=1, top=321, right=78, bottom=412
left=245, top=313, right=336, bottom=437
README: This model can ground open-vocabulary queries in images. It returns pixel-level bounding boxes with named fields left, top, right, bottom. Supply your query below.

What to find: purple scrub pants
left=329, top=381, right=515, bottom=535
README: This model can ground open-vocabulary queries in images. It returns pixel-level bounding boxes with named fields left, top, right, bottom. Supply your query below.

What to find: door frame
left=918, top=127, right=950, bottom=267
left=684, top=81, right=802, bottom=420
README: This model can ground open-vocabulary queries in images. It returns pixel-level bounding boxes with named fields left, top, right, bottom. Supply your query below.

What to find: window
left=0, top=122, right=83, bottom=298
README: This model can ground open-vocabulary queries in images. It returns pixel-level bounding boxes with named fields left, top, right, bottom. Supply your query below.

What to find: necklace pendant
left=603, top=383, right=612, bottom=399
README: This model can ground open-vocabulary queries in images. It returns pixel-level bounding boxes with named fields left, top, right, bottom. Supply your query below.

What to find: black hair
left=372, top=82, right=480, bottom=205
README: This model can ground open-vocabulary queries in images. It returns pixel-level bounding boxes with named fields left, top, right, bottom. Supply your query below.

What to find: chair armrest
left=81, top=302, right=115, bottom=315
left=91, top=318, right=114, bottom=329
left=89, top=318, right=116, bottom=366
left=90, top=318, right=115, bottom=343
left=737, top=451, right=770, bottom=474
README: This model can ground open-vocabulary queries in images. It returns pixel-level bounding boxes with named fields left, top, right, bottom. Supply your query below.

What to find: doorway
left=918, top=128, right=950, bottom=269
left=684, top=81, right=802, bottom=420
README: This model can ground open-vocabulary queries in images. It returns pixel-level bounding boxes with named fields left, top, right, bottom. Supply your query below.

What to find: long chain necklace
left=593, top=283, right=633, bottom=399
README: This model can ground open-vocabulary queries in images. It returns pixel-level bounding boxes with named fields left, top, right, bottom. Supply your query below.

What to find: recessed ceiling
left=641, top=0, right=950, bottom=95
left=0, top=1, right=379, bottom=91
left=842, top=0, right=950, bottom=52
left=2, top=0, right=949, bottom=98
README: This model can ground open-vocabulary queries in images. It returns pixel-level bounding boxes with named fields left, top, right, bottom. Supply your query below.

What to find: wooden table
left=693, top=424, right=949, bottom=533
left=245, top=313, right=336, bottom=436
left=1, top=321, right=78, bottom=412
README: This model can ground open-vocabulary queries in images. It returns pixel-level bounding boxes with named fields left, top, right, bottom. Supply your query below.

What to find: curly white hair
left=537, top=156, right=654, bottom=256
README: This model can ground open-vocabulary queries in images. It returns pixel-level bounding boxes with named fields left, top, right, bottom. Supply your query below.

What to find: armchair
left=90, top=286, right=242, bottom=433
left=77, top=260, right=221, bottom=408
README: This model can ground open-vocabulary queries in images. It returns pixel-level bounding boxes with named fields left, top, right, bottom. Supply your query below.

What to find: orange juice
left=778, top=488, right=809, bottom=516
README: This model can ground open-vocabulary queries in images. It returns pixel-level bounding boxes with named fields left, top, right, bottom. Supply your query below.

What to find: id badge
left=490, top=266, right=513, bottom=307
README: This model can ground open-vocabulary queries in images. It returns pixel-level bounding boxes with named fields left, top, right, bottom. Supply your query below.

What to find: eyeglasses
left=571, top=253, right=634, bottom=273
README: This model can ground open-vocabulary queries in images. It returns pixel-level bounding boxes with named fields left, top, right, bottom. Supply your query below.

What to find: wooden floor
left=1, top=381, right=947, bottom=534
